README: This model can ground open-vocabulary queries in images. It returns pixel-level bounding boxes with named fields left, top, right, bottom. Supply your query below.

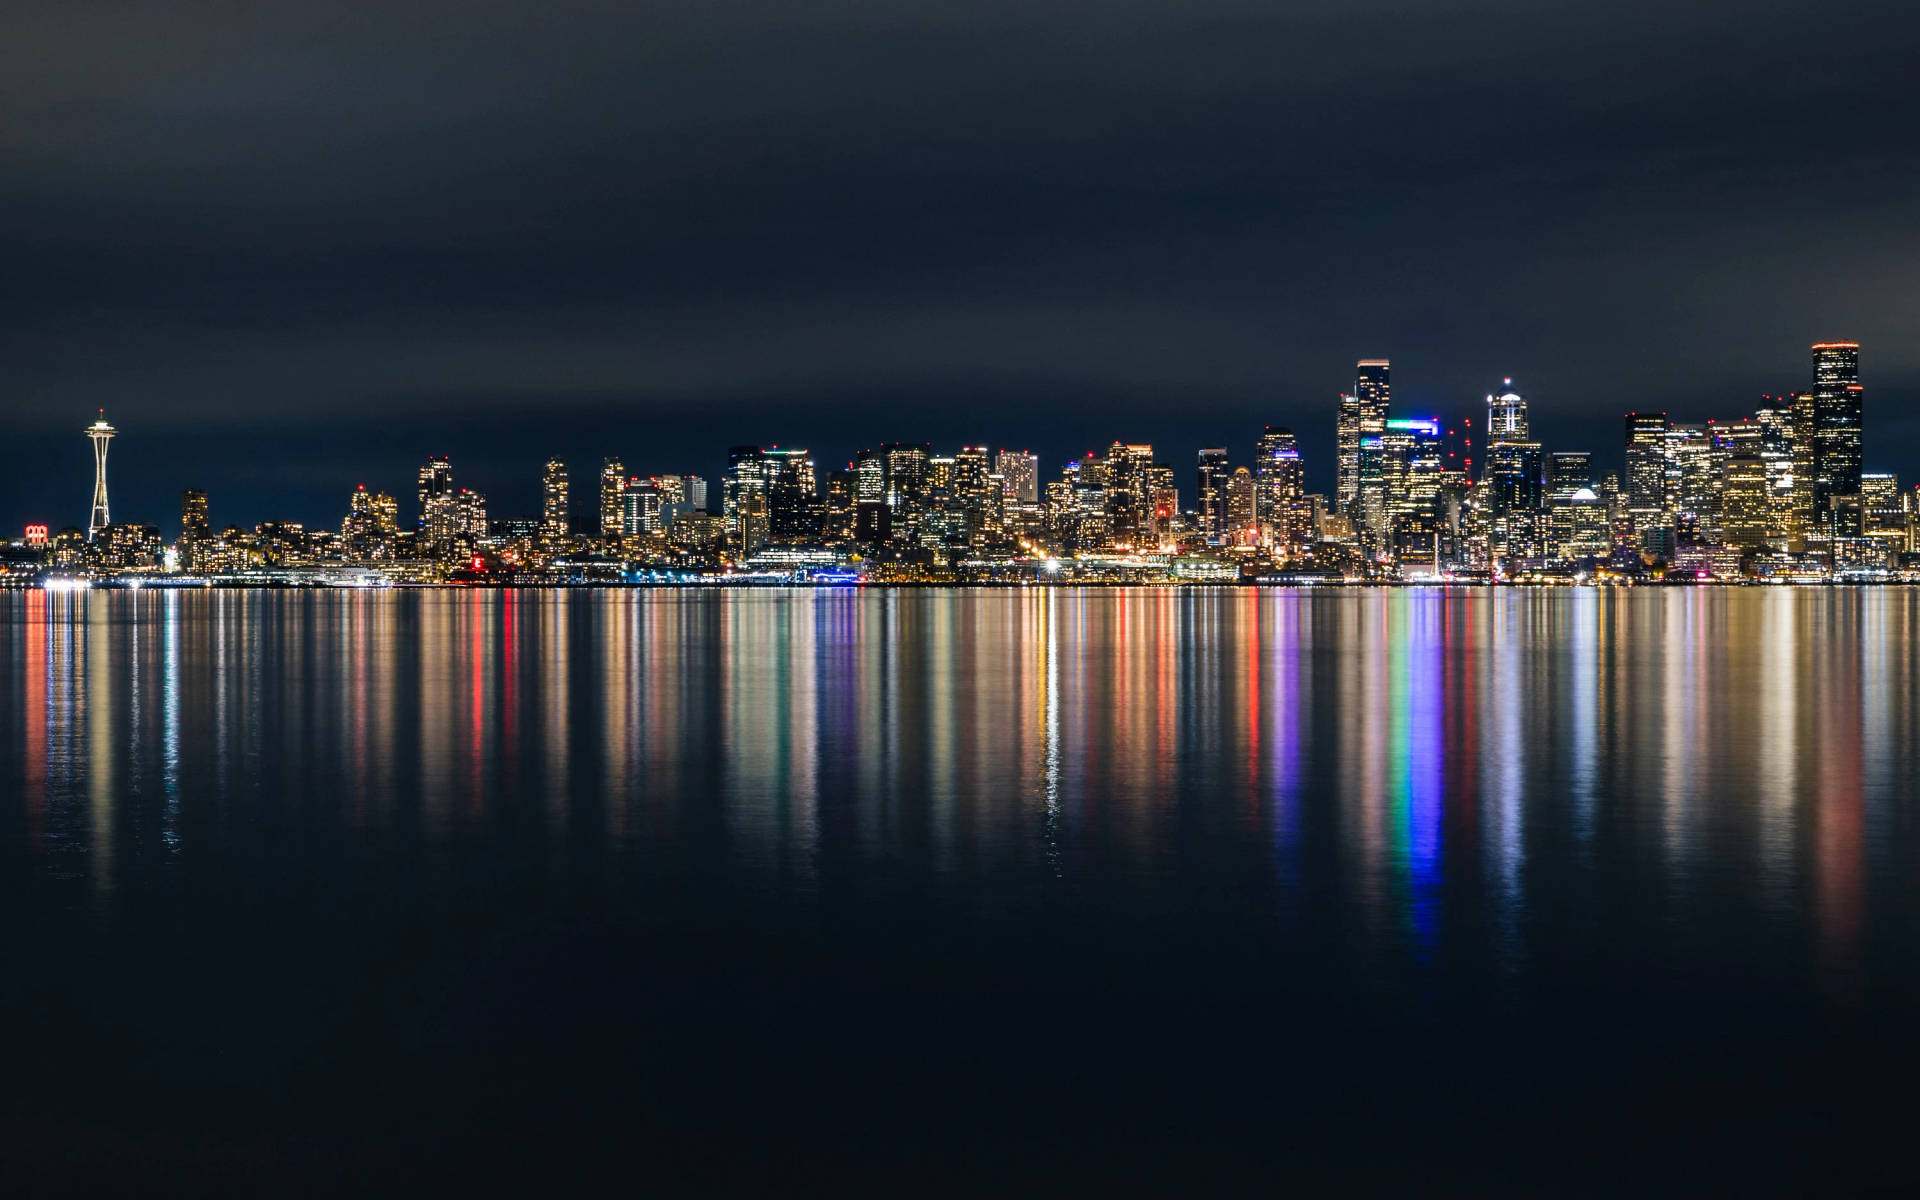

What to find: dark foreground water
left=3, top=587, right=1919, bottom=1192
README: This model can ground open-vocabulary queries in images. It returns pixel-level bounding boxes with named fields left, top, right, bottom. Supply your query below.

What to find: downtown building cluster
left=3, top=341, right=1908, bottom=587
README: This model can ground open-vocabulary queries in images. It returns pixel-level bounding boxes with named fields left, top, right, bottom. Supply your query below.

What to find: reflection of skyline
left=0, top=588, right=1899, bottom=985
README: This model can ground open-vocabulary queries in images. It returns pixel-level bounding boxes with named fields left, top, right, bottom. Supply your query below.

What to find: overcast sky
left=3, top=0, right=1915, bottom=531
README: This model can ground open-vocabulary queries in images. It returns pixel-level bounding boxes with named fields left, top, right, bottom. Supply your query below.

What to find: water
left=3, top=587, right=1918, bottom=1191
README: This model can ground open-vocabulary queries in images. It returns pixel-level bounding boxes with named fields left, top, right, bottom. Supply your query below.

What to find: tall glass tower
left=1338, top=360, right=1391, bottom=515
left=1486, top=379, right=1529, bottom=443
left=1809, top=342, right=1863, bottom=533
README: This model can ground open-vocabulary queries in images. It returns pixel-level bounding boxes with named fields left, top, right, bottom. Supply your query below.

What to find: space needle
left=86, top=412, right=115, bottom=540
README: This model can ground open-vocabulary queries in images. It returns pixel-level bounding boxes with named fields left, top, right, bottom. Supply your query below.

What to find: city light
left=12, top=340, right=1895, bottom=588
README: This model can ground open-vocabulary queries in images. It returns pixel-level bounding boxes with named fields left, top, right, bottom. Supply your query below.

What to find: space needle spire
left=86, top=411, right=115, bottom=540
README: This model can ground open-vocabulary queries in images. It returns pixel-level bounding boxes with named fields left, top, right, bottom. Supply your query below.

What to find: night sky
left=4, top=0, right=1916, bottom=534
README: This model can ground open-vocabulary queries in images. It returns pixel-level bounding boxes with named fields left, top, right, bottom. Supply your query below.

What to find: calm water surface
left=3, top=587, right=1919, bottom=1191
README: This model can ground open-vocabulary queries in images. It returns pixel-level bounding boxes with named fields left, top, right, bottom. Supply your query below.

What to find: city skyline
left=12, top=339, right=1903, bottom=585
left=6, top=339, right=1897, bottom=542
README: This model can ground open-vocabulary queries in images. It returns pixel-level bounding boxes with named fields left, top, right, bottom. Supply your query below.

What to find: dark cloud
left=2, top=0, right=1915, bottom=530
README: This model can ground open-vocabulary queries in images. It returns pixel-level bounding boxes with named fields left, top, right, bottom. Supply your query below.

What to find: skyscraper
left=417, top=456, right=456, bottom=553
left=1487, top=380, right=1529, bottom=443
left=1755, top=399, right=1803, bottom=549
left=1255, top=428, right=1305, bottom=552
left=1338, top=360, right=1390, bottom=515
left=180, top=489, right=210, bottom=570
left=994, top=450, right=1039, bottom=505
left=725, top=446, right=771, bottom=554
left=541, top=458, right=571, bottom=551
left=86, top=412, right=115, bottom=540
left=1623, top=412, right=1670, bottom=538
left=1809, top=342, right=1863, bottom=534
left=1546, top=452, right=1593, bottom=492
left=1196, top=449, right=1230, bottom=543
left=1225, top=467, right=1256, bottom=539
left=1380, top=418, right=1444, bottom=570
left=1720, top=453, right=1770, bottom=549
left=599, top=458, right=626, bottom=541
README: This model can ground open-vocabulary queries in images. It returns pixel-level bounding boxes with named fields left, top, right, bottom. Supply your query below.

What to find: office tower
left=1226, top=468, right=1256, bottom=539
left=622, top=479, right=662, bottom=537
left=882, top=443, right=932, bottom=509
left=453, top=489, right=488, bottom=545
left=1196, top=449, right=1230, bottom=543
left=1146, top=463, right=1177, bottom=545
left=725, top=446, right=771, bottom=554
left=1719, top=453, right=1770, bottom=549
left=416, top=457, right=457, bottom=554
left=541, top=458, right=570, bottom=550
left=1547, top=485, right=1610, bottom=561
left=853, top=449, right=888, bottom=544
left=342, top=485, right=381, bottom=560
left=1547, top=452, right=1593, bottom=492
left=86, top=412, right=115, bottom=540
left=1809, top=342, right=1864, bottom=534
left=599, top=459, right=626, bottom=541
left=1101, top=442, right=1155, bottom=548
left=1487, top=380, right=1529, bottom=442
left=1337, top=360, right=1391, bottom=515
left=764, top=447, right=821, bottom=544
left=1380, top=418, right=1444, bottom=570
left=418, top=456, right=453, bottom=516
left=180, top=489, right=210, bottom=569
left=824, top=469, right=856, bottom=543
left=1861, top=473, right=1907, bottom=555
left=1665, top=424, right=1715, bottom=534
left=648, top=475, right=687, bottom=506
left=926, top=455, right=955, bottom=493
left=1623, top=412, right=1670, bottom=538
left=1254, top=427, right=1304, bottom=551
left=995, top=450, right=1039, bottom=505
left=953, top=446, right=997, bottom=540
left=954, top=446, right=993, bottom=504
left=1754, top=400, right=1802, bottom=548
left=681, top=476, right=708, bottom=511
left=855, top=449, right=886, bottom=503
left=1484, top=440, right=1544, bottom=561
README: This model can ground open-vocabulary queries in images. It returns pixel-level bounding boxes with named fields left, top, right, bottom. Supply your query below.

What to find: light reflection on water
left=2, top=587, right=1916, bottom=978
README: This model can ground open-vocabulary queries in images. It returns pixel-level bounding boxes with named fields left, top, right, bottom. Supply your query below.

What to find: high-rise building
left=1861, top=472, right=1906, bottom=555
left=1809, top=342, right=1863, bottom=534
left=86, top=412, right=115, bottom=540
left=994, top=450, right=1039, bottom=505
left=341, top=486, right=372, bottom=559
left=1623, top=412, right=1670, bottom=539
left=765, top=448, right=821, bottom=544
left=1196, top=449, right=1230, bottom=543
left=622, top=479, right=662, bottom=537
left=1546, top=452, right=1593, bottom=492
left=1380, top=418, right=1444, bottom=570
left=599, top=459, right=626, bottom=541
left=1755, top=400, right=1802, bottom=548
left=954, top=446, right=998, bottom=541
left=1719, top=453, right=1770, bottom=549
left=1254, top=428, right=1305, bottom=551
left=541, top=458, right=570, bottom=550
left=1487, top=380, right=1528, bottom=443
left=417, top=456, right=457, bottom=554
left=725, top=446, right=771, bottom=554
left=1102, top=442, right=1156, bottom=548
left=1225, top=467, right=1256, bottom=539
left=1665, top=424, right=1716, bottom=533
left=1337, top=360, right=1390, bottom=515
left=180, top=489, right=211, bottom=568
